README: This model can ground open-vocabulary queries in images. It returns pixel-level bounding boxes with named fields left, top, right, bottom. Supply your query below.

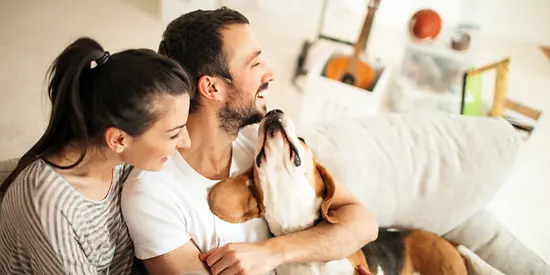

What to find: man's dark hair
left=158, top=7, right=249, bottom=113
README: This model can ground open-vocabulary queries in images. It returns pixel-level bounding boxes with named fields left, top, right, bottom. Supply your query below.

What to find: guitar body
left=322, top=0, right=380, bottom=91
left=324, top=56, right=375, bottom=90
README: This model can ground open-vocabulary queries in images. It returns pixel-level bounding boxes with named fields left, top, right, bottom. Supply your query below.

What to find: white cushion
left=444, top=209, right=550, bottom=275
left=0, top=158, right=18, bottom=184
left=296, top=114, right=522, bottom=235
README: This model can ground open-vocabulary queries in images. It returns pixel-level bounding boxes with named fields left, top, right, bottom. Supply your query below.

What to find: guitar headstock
left=368, top=0, right=381, bottom=10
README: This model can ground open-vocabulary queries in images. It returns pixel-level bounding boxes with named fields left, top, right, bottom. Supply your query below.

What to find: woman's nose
left=176, top=128, right=191, bottom=149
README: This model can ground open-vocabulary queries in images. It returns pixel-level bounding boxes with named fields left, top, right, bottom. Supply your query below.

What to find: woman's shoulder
left=1, top=160, right=71, bottom=228
left=4, top=159, right=76, bottom=214
left=113, top=163, right=134, bottom=184
left=10, top=159, right=60, bottom=193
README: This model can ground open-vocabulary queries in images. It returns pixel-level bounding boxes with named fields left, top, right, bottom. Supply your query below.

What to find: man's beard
left=218, top=85, right=267, bottom=137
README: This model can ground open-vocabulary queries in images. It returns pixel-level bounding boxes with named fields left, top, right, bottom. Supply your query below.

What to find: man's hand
left=199, top=242, right=280, bottom=275
left=199, top=242, right=374, bottom=275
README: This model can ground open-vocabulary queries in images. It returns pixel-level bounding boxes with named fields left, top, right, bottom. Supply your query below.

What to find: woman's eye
left=252, top=62, right=260, bottom=67
left=170, top=133, right=180, bottom=140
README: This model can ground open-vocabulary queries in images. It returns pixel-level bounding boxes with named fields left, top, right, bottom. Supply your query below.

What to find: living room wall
left=244, top=0, right=550, bottom=45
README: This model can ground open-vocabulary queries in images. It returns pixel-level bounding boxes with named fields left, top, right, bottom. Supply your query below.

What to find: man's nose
left=262, top=66, right=274, bottom=83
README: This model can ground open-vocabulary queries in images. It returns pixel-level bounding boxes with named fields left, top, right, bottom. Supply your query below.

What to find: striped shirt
left=0, top=159, right=135, bottom=274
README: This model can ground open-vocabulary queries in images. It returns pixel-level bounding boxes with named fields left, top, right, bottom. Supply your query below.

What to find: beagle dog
left=208, top=109, right=468, bottom=275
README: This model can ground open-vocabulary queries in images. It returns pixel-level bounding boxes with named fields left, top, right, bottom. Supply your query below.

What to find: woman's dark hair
left=0, top=37, right=193, bottom=196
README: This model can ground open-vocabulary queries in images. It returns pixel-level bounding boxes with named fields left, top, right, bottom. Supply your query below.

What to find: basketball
left=409, top=9, right=442, bottom=40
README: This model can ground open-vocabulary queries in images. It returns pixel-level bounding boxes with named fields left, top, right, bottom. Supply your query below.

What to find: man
left=121, top=7, right=378, bottom=275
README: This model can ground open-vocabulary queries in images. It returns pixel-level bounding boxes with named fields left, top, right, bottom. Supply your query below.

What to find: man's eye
left=252, top=62, right=260, bottom=67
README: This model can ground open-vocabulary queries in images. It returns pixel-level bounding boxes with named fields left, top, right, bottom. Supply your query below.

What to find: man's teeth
left=257, top=91, right=266, bottom=98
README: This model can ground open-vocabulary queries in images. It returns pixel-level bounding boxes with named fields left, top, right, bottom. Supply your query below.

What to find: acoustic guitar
left=324, top=0, right=381, bottom=90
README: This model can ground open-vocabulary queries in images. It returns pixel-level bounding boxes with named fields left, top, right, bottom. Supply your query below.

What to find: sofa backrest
left=295, top=113, right=521, bottom=235
left=1, top=114, right=521, bottom=236
left=0, top=158, right=18, bottom=185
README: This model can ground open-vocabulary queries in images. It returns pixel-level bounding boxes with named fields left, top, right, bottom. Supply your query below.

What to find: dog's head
left=208, top=109, right=337, bottom=224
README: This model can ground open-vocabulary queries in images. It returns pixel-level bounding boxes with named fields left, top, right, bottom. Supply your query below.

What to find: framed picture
left=460, top=58, right=510, bottom=117
left=461, top=57, right=543, bottom=139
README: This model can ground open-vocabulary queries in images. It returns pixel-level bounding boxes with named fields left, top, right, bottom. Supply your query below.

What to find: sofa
left=1, top=113, right=549, bottom=274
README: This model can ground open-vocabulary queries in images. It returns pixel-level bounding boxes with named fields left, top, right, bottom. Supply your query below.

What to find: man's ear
left=315, top=160, right=338, bottom=224
left=207, top=166, right=265, bottom=224
left=197, top=75, right=224, bottom=102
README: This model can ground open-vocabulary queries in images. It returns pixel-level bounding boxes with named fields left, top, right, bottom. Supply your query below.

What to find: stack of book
left=503, top=99, right=542, bottom=140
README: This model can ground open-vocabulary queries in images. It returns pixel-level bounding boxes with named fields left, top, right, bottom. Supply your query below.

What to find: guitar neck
left=352, top=8, right=377, bottom=59
left=346, top=2, right=379, bottom=72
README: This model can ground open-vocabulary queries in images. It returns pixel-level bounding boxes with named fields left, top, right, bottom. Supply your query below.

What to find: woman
left=0, top=37, right=193, bottom=274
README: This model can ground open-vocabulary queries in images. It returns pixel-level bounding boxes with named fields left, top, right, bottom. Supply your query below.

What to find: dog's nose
left=266, top=109, right=284, bottom=116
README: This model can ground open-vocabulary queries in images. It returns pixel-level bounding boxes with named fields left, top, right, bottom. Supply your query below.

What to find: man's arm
left=266, top=180, right=378, bottom=264
left=200, top=181, right=378, bottom=274
left=142, top=241, right=210, bottom=275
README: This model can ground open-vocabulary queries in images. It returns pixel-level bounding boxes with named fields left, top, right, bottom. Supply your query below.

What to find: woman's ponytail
left=1, top=36, right=194, bottom=199
left=1, top=37, right=109, bottom=197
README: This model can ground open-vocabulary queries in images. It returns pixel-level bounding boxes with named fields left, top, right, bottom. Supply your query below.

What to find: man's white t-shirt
left=120, top=124, right=272, bottom=261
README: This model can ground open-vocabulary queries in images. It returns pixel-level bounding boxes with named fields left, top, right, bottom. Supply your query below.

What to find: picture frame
left=460, top=57, right=510, bottom=117
left=460, top=57, right=543, bottom=139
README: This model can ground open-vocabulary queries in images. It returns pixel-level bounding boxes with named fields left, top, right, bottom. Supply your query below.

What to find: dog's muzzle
left=256, top=109, right=301, bottom=168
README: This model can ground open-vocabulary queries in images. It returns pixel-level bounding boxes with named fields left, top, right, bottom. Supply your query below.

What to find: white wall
left=321, top=0, right=550, bottom=45
left=160, top=0, right=219, bottom=28
left=478, top=0, right=550, bottom=45
left=162, top=0, right=550, bottom=45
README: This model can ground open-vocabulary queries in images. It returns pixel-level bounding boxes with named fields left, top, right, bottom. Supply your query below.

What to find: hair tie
left=90, top=51, right=110, bottom=69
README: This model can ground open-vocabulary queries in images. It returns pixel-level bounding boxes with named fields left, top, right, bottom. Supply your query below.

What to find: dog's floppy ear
left=314, top=160, right=338, bottom=224
left=207, top=166, right=265, bottom=223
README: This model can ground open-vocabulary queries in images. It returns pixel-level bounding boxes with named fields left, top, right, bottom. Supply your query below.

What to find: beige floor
left=1, top=0, right=549, bottom=263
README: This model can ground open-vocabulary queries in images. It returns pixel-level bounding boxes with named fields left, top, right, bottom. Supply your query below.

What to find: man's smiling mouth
left=256, top=82, right=269, bottom=99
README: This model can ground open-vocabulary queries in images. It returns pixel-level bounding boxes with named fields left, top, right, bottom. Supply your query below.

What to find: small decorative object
left=409, top=9, right=442, bottom=40
left=451, top=30, right=471, bottom=51
left=390, top=44, right=470, bottom=114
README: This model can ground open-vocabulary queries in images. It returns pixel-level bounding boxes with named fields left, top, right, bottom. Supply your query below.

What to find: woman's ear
left=208, top=166, right=265, bottom=223
left=104, top=127, right=130, bottom=154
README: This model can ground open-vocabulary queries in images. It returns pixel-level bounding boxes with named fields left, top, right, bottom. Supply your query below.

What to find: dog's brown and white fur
left=208, top=109, right=469, bottom=275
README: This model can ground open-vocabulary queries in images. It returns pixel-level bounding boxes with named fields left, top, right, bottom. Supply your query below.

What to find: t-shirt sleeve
left=9, top=187, right=99, bottom=274
left=121, top=176, right=191, bottom=260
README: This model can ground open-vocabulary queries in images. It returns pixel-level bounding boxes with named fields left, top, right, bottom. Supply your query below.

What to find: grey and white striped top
left=0, top=159, right=135, bottom=274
